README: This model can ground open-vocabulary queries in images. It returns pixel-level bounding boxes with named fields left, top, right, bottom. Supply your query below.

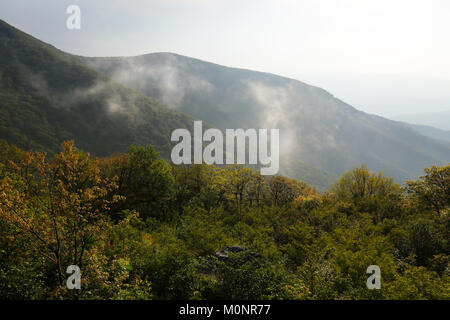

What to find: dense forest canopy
left=0, top=139, right=448, bottom=300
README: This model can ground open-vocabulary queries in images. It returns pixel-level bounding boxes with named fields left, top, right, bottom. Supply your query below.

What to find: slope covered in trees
left=1, top=19, right=449, bottom=190
left=75, top=52, right=450, bottom=188
left=0, top=19, right=197, bottom=158
left=0, top=139, right=448, bottom=300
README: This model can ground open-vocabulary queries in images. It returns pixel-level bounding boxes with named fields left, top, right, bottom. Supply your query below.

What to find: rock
left=214, top=246, right=261, bottom=262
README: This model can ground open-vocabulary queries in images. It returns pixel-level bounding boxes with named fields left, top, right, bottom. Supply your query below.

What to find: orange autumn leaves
left=0, top=141, right=124, bottom=284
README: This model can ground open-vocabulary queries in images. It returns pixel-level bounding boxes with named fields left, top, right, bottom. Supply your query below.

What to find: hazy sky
left=1, top=0, right=449, bottom=118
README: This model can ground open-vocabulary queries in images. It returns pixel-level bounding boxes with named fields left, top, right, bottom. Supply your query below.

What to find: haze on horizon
left=1, top=0, right=449, bottom=119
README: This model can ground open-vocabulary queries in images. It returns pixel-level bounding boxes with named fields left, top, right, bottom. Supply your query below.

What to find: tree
left=331, top=165, right=401, bottom=200
left=171, top=164, right=218, bottom=213
left=406, top=164, right=450, bottom=215
left=269, top=175, right=315, bottom=206
left=214, top=165, right=263, bottom=213
left=0, top=141, right=121, bottom=288
left=100, top=145, right=175, bottom=220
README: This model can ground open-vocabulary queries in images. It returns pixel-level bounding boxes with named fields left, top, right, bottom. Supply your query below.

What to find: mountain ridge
left=392, top=110, right=450, bottom=131
left=73, top=51, right=450, bottom=185
left=0, top=19, right=449, bottom=190
left=0, top=19, right=199, bottom=158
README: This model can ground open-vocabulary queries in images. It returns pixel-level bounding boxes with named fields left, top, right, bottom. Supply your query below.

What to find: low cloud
left=86, top=54, right=214, bottom=109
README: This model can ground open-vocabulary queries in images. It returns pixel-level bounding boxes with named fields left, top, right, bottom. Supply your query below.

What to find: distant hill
left=73, top=52, right=450, bottom=186
left=405, top=123, right=450, bottom=145
left=0, top=19, right=196, bottom=158
left=392, top=110, right=450, bottom=131
left=1, top=19, right=449, bottom=190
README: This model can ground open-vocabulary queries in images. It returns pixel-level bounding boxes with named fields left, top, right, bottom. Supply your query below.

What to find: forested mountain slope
left=75, top=52, right=450, bottom=185
left=1, top=19, right=449, bottom=189
left=0, top=20, right=196, bottom=158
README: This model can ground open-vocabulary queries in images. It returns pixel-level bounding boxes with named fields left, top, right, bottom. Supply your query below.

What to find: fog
left=1, top=0, right=449, bottom=118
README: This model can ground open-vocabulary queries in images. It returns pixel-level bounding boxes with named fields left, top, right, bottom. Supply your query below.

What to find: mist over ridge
left=72, top=51, right=450, bottom=189
left=1, top=18, right=449, bottom=190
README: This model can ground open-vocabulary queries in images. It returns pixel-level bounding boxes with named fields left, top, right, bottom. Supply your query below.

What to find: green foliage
left=406, top=164, right=450, bottom=215
left=101, top=145, right=175, bottom=220
left=214, top=253, right=287, bottom=299
left=0, top=141, right=448, bottom=300
left=1, top=19, right=448, bottom=301
left=137, top=230, right=197, bottom=299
